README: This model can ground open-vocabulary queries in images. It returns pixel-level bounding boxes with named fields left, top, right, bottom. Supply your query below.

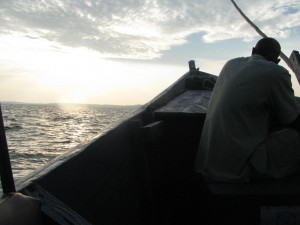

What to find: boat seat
left=201, top=171, right=300, bottom=224
left=205, top=170, right=300, bottom=203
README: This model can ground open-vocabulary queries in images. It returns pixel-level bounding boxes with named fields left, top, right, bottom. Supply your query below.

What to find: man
left=195, top=37, right=300, bottom=182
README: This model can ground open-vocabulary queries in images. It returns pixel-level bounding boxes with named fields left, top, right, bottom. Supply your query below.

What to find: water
left=0, top=103, right=139, bottom=192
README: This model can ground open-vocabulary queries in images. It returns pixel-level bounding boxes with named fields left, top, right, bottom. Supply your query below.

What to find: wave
left=5, top=125, right=23, bottom=131
left=52, top=115, right=74, bottom=121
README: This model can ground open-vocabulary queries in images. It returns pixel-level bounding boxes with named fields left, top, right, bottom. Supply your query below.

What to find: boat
left=1, top=54, right=300, bottom=225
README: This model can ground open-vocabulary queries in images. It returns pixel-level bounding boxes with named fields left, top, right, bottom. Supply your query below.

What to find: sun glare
left=0, top=33, right=186, bottom=104
left=57, top=91, right=87, bottom=104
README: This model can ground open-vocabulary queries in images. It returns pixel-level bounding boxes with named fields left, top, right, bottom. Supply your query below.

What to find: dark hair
left=252, top=37, right=281, bottom=63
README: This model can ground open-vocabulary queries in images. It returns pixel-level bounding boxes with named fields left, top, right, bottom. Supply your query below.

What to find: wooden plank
left=290, top=50, right=300, bottom=84
left=154, top=90, right=212, bottom=114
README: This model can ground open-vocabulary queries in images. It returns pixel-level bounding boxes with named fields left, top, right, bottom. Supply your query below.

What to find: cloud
left=0, top=0, right=299, bottom=59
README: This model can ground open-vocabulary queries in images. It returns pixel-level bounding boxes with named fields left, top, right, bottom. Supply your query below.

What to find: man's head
left=252, top=37, right=281, bottom=64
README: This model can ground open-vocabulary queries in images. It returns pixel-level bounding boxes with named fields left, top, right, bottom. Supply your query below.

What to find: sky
left=0, top=0, right=300, bottom=105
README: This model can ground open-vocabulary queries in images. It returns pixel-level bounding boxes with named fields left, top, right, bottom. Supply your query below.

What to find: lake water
left=0, top=103, right=139, bottom=192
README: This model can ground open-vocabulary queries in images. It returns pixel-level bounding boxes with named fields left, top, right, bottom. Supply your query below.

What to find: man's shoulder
left=224, top=57, right=250, bottom=68
left=228, top=57, right=250, bottom=63
left=266, top=62, right=290, bottom=78
left=246, top=55, right=290, bottom=76
left=276, top=64, right=290, bottom=74
left=250, top=55, right=289, bottom=73
left=262, top=63, right=292, bottom=87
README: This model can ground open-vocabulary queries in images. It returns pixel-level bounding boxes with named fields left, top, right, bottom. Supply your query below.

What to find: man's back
left=195, top=54, right=299, bottom=182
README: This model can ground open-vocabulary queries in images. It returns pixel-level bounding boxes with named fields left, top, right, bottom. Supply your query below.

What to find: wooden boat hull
left=8, top=64, right=215, bottom=224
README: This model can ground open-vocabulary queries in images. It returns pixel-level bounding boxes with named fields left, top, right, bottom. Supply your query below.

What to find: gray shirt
left=195, top=54, right=299, bottom=182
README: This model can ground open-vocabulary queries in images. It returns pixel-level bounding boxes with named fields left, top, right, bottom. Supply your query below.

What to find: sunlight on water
left=0, top=103, right=139, bottom=193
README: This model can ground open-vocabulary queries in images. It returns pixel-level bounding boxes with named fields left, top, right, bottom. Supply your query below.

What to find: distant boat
left=1, top=57, right=300, bottom=225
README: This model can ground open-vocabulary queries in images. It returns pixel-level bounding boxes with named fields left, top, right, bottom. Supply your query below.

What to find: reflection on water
left=1, top=103, right=139, bottom=183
